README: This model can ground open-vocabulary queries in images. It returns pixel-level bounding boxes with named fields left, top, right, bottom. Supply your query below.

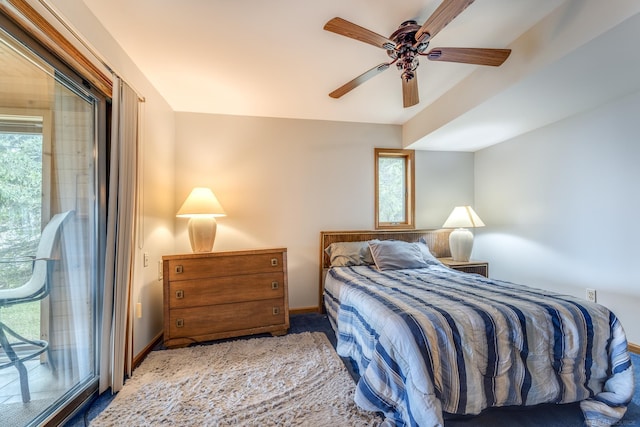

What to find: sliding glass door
left=0, top=20, right=104, bottom=426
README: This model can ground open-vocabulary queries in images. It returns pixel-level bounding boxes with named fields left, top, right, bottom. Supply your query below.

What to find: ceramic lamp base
left=449, top=228, right=474, bottom=262
left=187, top=216, right=217, bottom=252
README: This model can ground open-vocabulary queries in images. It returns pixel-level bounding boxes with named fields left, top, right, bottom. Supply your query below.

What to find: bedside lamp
left=176, top=187, right=226, bottom=253
left=442, top=206, right=485, bottom=262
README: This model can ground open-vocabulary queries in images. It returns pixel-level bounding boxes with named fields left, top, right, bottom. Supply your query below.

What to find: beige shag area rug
left=91, top=332, right=381, bottom=426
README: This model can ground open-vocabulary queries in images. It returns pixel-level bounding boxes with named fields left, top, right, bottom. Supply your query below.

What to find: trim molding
left=132, top=331, right=163, bottom=370
left=628, top=342, right=640, bottom=355
left=290, top=306, right=319, bottom=315
left=0, top=0, right=112, bottom=95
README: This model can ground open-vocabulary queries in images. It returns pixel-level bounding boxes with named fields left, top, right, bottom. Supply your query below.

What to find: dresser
left=438, top=257, right=489, bottom=278
left=162, top=248, right=289, bottom=348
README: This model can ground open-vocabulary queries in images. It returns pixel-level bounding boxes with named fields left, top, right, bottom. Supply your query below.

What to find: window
left=375, top=148, right=415, bottom=229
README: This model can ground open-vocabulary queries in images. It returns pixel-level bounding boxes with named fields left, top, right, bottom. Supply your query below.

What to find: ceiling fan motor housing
left=388, top=20, right=424, bottom=81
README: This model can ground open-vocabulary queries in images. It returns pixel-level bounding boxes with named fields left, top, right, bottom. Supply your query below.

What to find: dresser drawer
left=168, top=298, right=286, bottom=338
left=167, top=252, right=284, bottom=281
left=168, top=272, right=285, bottom=309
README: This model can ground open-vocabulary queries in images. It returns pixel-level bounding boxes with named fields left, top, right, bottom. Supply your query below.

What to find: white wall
left=175, top=113, right=474, bottom=309
left=416, top=151, right=475, bottom=226
left=49, top=0, right=176, bottom=356
left=474, top=90, right=640, bottom=345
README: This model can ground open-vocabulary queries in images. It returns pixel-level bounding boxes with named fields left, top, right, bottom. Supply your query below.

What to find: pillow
left=418, top=238, right=443, bottom=266
left=368, top=240, right=429, bottom=271
left=325, top=241, right=374, bottom=267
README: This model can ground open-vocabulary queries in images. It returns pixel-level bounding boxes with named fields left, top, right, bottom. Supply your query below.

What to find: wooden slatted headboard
left=318, top=229, right=451, bottom=311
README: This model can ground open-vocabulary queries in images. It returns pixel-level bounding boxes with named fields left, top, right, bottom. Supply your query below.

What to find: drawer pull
left=176, top=318, right=184, bottom=328
left=175, top=265, right=184, bottom=274
left=175, top=290, right=184, bottom=299
left=270, top=258, right=278, bottom=267
left=271, top=281, right=279, bottom=290
left=272, top=307, right=280, bottom=315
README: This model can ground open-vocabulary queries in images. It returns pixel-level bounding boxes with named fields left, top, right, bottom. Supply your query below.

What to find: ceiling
left=79, top=0, right=640, bottom=151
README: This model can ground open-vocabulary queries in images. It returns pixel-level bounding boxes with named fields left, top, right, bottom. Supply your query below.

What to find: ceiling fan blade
left=426, top=47, right=511, bottom=66
left=415, top=0, right=475, bottom=43
left=324, top=17, right=396, bottom=50
left=402, top=75, right=419, bottom=108
left=329, top=63, right=391, bottom=99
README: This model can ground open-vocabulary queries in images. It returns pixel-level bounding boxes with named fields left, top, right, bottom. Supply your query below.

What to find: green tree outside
left=0, top=132, right=42, bottom=339
left=378, top=156, right=406, bottom=223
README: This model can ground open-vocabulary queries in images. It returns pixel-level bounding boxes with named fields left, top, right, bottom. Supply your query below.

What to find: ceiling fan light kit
left=324, top=0, right=511, bottom=108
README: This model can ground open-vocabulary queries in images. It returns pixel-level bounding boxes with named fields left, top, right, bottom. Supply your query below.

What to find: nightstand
left=438, top=257, right=489, bottom=278
left=162, top=248, right=289, bottom=348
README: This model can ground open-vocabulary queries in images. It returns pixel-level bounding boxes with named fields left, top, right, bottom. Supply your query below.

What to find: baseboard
left=290, top=306, right=320, bottom=315
left=133, top=331, right=163, bottom=369
left=628, top=342, right=640, bottom=355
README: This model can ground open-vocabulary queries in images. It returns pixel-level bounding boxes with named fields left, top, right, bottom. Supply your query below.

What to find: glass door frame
left=0, top=11, right=108, bottom=426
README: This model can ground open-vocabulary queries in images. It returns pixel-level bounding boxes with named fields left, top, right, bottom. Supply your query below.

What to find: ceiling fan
left=324, top=0, right=511, bottom=108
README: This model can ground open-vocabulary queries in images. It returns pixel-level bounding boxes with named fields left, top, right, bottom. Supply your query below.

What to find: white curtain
left=48, top=79, right=95, bottom=384
left=99, top=76, right=139, bottom=393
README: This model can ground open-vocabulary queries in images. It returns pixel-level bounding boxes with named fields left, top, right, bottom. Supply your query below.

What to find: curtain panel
left=99, top=76, right=139, bottom=393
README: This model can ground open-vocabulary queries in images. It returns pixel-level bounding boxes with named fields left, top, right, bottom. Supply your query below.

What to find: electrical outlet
left=143, top=252, right=149, bottom=267
left=586, top=288, right=597, bottom=303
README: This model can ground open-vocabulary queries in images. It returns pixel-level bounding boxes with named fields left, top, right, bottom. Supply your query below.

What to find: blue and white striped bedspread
left=324, top=265, right=634, bottom=427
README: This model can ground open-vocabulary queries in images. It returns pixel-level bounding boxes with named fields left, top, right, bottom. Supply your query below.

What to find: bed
left=319, top=229, right=634, bottom=427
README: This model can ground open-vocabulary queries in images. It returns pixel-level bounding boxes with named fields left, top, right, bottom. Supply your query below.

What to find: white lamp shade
left=177, top=187, right=226, bottom=252
left=442, top=206, right=485, bottom=229
left=442, top=206, right=484, bottom=262
left=176, top=187, right=226, bottom=218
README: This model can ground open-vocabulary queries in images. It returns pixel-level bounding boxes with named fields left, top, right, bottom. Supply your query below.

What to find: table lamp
left=176, top=187, right=226, bottom=252
left=442, top=206, right=485, bottom=262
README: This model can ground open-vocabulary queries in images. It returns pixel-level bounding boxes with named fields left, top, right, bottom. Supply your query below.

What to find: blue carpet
left=65, top=313, right=639, bottom=426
